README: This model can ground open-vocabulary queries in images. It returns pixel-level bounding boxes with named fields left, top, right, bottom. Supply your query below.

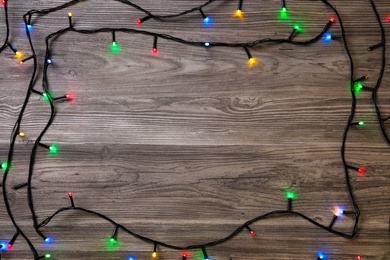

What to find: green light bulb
left=1, top=161, right=8, bottom=171
left=49, top=144, right=59, bottom=154
left=354, top=82, right=363, bottom=93
left=279, top=8, right=289, bottom=19
left=358, top=121, right=364, bottom=126
left=42, top=92, right=50, bottom=101
left=107, top=237, right=118, bottom=249
left=294, top=25, right=300, bottom=30
left=286, top=191, right=296, bottom=199
left=110, top=42, right=120, bottom=53
left=45, top=253, right=51, bottom=258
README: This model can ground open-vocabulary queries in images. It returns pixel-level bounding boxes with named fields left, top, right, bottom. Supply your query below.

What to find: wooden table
left=0, top=0, right=389, bottom=259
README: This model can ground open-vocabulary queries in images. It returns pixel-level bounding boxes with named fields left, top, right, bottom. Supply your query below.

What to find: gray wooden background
left=0, top=0, right=389, bottom=259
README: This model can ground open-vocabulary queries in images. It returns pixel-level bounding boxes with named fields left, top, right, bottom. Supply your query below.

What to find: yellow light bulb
left=68, top=12, right=72, bottom=17
left=234, top=9, right=243, bottom=18
left=247, top=57, right=258, bottom=68
left=15, top=51, right=24, bottom=59
left=19, top=131, right=25, bottom=137
left=152, top=251, right=157, bottom=258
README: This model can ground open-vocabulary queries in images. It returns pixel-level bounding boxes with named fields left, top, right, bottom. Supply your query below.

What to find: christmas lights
left=38, top=253, right=51, bottom=259
left=182, top=251, right=189, bottom=260
left=0, top=242, right=7, bottom=251
left=281, top=0, right=287, bottom=12
left=111, top=31, right=120, bottom=53
left=234, top=0, right=244, bottom=18
left=26, top=24, right=33, bottom=32
left=368, top=0, right=390, bottom=147
left=66, top=12, right=73, bottom=29
left=19, top=55, right=34, bottom=64
left=68, top=192, right=75, bottom=207
left=245, top=225, right=255, bottom=236
left=6, top=232, right=18, bottom=250
left=110, top=226, right=119, bottom=243
left=152, top=243, right=157, bottom=258
left=317, top=252, right=326, bottom=260
left=199, top=8, right=212, bottom=25
left=237, top=0, right=243, bottom=10
left=350, top=121, right=365, bottom=126
left=1, top=161, right=8, bottom=172
left=0, top=0, right=389, bottom=259
left=244, top=46, right=257, bottom=67
left=37, top=143, right=59, bottom=154
left=136, top=15, right=151, bottom=25
left=152, top=36, right=159, bottom=54
left=7, top=43, right=24, bottom=59
left=323, top=33, right=332, bottom=42
left=43, top=236, right=52, bottom=245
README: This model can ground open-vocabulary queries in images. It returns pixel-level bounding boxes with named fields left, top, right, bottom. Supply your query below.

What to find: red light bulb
left=386, top=15, right=390, bottom=21
left=68, top=192, right=73, bottom=197
left=358, top=167, right=365, bottom=175
left=136, top=19, right=141, bottom=25
left=1, top=0, right=5, bottom=7
left=7, top=244, right=13, bottom=250
left=330, top=17, right=336, bottom=23
left=152, top=48, right=159, bottom=54
left=182, top=252, right=189, bottom=257
left=65, top=93, right=74, bottom=100
left=357, top=256, right=362, bottom=260
left=250, top=230, right=255, bottom=236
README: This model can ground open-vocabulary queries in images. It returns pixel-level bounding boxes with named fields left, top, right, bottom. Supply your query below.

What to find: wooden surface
left=1, top=0, right=390, bottom=259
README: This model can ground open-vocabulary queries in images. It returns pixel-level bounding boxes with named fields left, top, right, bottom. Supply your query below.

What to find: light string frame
left=0, top=0, right=389, bottom=259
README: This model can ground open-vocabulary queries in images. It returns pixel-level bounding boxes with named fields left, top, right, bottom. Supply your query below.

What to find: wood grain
left=1, top=0, right=390, bottom=259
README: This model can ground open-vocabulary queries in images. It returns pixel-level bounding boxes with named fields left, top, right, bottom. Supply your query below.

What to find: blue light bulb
left=27, top=24, right=33, bottom=32
left=0, top=242, right=7, bottom=251
left=203, top=16, right=212, bottom=25
left=323, top=33, right=332, bottom=42
left=44, top=236, right=52, bottom=244
left=47, top=58, right=52, bottom=64
left=204, top=42, right=210, bottom=47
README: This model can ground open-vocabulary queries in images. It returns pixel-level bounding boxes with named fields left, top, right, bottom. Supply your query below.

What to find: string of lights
left=1, top=0, right=388, bottom=259
left=368, top=0, right=390, bottom=147
left=0, top=0, right=24, bottom=59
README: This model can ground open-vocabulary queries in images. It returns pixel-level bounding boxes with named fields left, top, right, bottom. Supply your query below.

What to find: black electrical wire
left=369, top=0, right=390, bottom=146
left=0, top=0, right=9, bottom=53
